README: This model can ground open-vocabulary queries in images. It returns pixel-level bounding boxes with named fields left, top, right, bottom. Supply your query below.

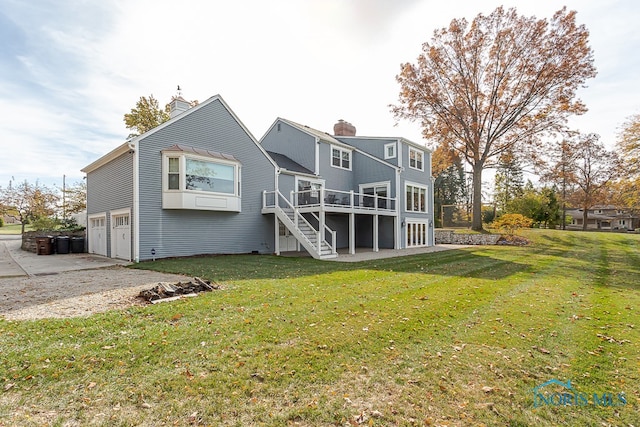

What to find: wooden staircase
left=276, top=207, right=336, bottom=259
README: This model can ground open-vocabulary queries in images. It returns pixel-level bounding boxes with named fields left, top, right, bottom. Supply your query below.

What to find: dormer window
left=162, top=145, right=241, bottom=212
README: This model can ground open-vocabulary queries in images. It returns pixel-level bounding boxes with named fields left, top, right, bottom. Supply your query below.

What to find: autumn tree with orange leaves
left=393, top=7, right=596, bottom=230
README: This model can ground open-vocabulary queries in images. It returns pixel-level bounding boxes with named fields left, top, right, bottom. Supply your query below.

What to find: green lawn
left=0, top=224, right=29, bottom=235
left=1, top=229, right=638, bottom=426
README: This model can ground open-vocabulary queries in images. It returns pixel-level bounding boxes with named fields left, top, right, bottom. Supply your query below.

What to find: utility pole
left=62, top=174, right=66, bottom=221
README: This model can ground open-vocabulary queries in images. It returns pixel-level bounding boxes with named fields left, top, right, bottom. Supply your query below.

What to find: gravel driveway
left=0, top=266, right=190, bottom=320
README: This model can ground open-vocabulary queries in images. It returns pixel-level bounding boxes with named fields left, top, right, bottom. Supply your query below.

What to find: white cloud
left=1, top=0, right=639, bottom=189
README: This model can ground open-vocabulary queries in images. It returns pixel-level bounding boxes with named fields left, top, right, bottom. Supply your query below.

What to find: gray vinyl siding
left=261, top=121, right=316, bottom=173
left=277, top=173, right=296, bottom=203
left=399, top=141, right=435, bottom=247
left=136, top=98, right=276, bottom=261
left=353, top=216, right=395, bottom=249
left=401, top=141, right=432, bottom=186
left=336, top=137, right=400, bottom=167
left=325, top=214, right=350, bottom=248
left=352, top=152, right=397, bottom=198
left=317, top=142, right=353, bottom=190
left=85, top=152, right=133, bottom=257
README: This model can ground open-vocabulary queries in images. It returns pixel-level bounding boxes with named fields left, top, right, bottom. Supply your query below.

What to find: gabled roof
left=82, top=94, right=277, bottom=174
left=265, top=117, right=402, bottom=172
left=335, top=135, right=433, bottom=153
left=276, top=118, right=353, bottom=149
left=266, top=151, right=313, bottom=174
left=162, top=144, right=239, bottom=162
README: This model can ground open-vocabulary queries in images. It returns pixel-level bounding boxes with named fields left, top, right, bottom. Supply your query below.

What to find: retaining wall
left=435, top=229, right=501, bottom=245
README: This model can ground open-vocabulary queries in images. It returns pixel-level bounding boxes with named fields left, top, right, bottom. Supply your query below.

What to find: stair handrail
left=309, top=211, right=337, bottom=254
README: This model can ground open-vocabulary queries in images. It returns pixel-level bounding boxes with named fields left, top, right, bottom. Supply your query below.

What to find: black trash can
left=56, top=236, right=70, bottom=254
left=70, top=236, right=85, bottom=253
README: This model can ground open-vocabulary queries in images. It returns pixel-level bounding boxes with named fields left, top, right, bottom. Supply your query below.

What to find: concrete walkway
left=284, top=244, right=471, bottom=262
left=0, top=234, right=472, bottom=277
left=0, top=235, right=130, bottom=278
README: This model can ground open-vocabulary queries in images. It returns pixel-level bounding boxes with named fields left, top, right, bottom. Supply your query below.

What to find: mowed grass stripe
left=1, top=230, right=638, bottom=427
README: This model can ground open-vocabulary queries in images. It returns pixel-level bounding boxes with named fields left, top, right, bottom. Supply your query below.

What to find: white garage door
left=89, top=215, right=107, bottom=256
left=112, top=212, right=131, bottom=261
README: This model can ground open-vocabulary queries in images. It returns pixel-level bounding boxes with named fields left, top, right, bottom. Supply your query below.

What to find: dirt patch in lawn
left=0, top=266, right=190, bottom=320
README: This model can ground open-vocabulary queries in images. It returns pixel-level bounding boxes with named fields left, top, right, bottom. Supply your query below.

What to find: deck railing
left=288, top=188, right=396, bottom=212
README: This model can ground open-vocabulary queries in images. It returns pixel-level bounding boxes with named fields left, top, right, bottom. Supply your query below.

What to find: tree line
left=0, top=180, right=86, bottom=233
left=392, top=6, right=638, bottom=231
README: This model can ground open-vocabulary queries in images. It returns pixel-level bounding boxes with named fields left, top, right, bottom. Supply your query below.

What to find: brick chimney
left=333, top=119, right=356, bottom=136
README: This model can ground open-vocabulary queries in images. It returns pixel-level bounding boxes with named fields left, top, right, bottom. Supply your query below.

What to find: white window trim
left=384, top=142, right=396, bottom=159
left=359, top=181, right=391, bottom=209
left=358, top=181, right=391, bottom=194
left=330, top=145, right=352, bottom=171
left=295, top=176, right=325, bottom=206
left=405, top=181, right=428, bottom=213
left=162, top=152, right=241, bottom=212
left=408, top=147, right=425, bottom=171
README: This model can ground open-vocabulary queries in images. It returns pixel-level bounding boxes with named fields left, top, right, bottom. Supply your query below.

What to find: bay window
left=162, top=145, right=241, bottom=212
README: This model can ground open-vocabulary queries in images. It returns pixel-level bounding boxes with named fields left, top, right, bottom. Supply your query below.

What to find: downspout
left=315, top=137, right=320, bottom=175
left=428, top=148, right=435, bottom=246
left=274, top=167, right=280, bottom=255
left=395, top=167, right=402, bottom=249
left=396, top=139, right=403, bottom=249
left=128, top=138, right=140, bottom=263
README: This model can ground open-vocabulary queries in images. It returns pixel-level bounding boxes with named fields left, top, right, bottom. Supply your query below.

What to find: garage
left=110, top=209, right=131, bottom=261
left=88, top=214, right=107, bottom=256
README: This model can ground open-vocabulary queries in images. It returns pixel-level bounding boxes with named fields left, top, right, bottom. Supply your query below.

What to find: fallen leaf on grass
left=533, top=346, right=551, bottom=354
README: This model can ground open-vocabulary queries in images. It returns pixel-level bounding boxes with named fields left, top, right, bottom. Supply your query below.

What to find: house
left=82, top=95, right=278, bottom=262
left=260, top=118, right=435, bottom=259
left=82, top=95, right=434, bottom=262
left=566, top=206, right=639, bottom=231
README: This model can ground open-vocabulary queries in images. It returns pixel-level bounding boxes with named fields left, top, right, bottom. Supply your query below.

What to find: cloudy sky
left=1, top=0, right=639, bottom=190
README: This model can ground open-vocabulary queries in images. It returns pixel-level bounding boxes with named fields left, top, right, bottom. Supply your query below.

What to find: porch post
left=319, top=193, right=325, bottom=257
left=349, top=212, right=355, bottom=255
left=393, top=216, right=399, bottom=249
left=373, top=214, right=379, bottom=252
left=274, top=216, right=280, bottom=255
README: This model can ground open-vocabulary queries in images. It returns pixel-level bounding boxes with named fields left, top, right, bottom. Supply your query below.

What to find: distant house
left=566, top=206, right=639, bottom=231
left=82, top=96, right=434, bottom=262
left=2, top=214, right=20, bottom=225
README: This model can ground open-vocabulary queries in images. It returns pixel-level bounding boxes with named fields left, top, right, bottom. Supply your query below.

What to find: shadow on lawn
left=133, top=248, right=530, bottom=283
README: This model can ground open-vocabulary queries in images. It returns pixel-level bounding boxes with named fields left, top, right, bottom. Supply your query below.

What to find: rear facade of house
left=82, top=97, right=435, bottom=262
left=82, top=95, right=277, bottom=262
left=260, top=118, right=435, bottom=259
